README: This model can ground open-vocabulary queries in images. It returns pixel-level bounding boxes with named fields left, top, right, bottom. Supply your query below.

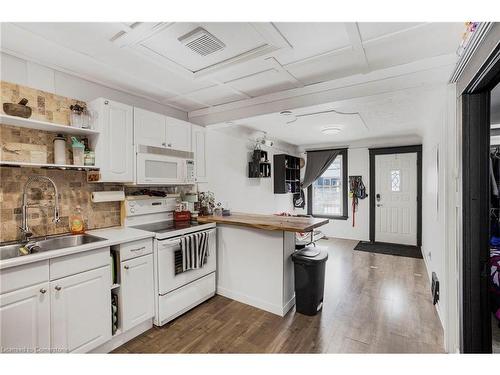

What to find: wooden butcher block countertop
left=197, top=212, right=329, bottom=233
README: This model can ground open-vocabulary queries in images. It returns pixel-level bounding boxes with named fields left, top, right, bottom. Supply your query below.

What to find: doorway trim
left=369, top=145, right=423, bottom=246
left=461, top=43, right=500, bottom=353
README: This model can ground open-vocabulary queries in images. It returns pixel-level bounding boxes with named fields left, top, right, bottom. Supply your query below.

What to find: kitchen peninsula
left=198, top=213, right=329, bottom=316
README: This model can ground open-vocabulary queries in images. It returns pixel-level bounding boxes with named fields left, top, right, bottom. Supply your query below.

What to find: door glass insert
left=391, top=170, right=401, bottom=192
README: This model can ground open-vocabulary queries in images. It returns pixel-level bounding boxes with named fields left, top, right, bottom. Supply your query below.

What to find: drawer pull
left=130, top=246, right=146, bottom=252
left=40, top=288, right=47, bottom=294
left=55, top=286, right=62, bottom=291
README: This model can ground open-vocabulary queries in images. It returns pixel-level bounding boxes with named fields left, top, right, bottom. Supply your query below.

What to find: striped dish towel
left=180, top=231, right=211, bottom=272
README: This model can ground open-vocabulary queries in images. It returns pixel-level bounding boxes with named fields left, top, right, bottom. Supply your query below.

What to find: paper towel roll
left=91, top=191, right=125, bottom=203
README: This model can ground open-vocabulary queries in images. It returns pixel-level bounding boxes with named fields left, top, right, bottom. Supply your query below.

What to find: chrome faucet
left=20, top=176, right=60, bottom=242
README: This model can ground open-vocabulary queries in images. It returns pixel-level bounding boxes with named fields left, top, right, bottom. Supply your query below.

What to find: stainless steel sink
left=0, top=234, right=107, bottom=261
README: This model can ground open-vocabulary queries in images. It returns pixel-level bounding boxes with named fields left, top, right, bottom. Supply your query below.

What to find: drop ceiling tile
left=285, top=51, right=362, bottom=85
left=227, top=69, right=297, bottom=97
left=138, top=23, right=272, bottom=72
left=363, top=23, right=463, bottom=71
left=358, top=22, right=424, bottom=41
left=274, top=22, right=350, bottom=65
left=165, top=96, right=208, bottom=112
left=186, top=85, right=247, bottom=106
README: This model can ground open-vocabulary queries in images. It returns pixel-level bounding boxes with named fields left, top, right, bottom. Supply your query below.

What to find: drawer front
left=50, top=247, right=110, bottom=280
left=0, top=261, right=49, bottom=294
left=157, top=272, right=215, bottom=326
left=119, top=238, right=153, bottom=261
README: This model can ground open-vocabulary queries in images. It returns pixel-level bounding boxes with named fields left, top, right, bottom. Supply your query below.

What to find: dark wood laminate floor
left=113, top=238, right=444, bottom=353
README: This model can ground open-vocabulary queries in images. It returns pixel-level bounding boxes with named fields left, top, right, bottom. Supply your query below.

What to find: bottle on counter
left=69, top=205, right=85, bottom=234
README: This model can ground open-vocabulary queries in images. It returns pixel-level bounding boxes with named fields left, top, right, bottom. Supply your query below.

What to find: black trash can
left=291, top=246, right=328, bottom=316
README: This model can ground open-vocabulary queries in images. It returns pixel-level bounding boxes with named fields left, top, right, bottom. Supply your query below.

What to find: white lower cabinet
left=121, top=254, right=154, bottom=331
left=50, top=266, right=111, bottom=353
left=0, top=282, right=50, bottom=353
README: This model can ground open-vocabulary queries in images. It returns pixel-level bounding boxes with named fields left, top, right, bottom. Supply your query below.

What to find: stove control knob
left=130, top=208, right=135, bottom=213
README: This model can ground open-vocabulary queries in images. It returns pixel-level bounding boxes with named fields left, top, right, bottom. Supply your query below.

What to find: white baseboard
left=216, top=287, right=294, bottom=316
left=90, top=319, right=152, bottom=353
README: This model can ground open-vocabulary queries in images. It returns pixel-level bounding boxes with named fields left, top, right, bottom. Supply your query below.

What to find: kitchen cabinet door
left=165, top=117, right=191, bottom=152
left=91, top=98, right=134, bottom=183
left=134, top=107, right=166, bottom=148
left=191, top=124, right=207, bottom=183
left=0, top=282, right=50, bottom=353
left=50, top=266, right=111, bottom=353
left=121, top=254, right=154, bottom=331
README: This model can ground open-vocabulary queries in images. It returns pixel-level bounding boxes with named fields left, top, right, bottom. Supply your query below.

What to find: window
left=391, top=170, right=401, bottom=192
left=307, top=149, right=348, bottom=219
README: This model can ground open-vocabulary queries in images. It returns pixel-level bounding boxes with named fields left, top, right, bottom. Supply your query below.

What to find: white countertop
left=0, top=226, right=155, bottom=270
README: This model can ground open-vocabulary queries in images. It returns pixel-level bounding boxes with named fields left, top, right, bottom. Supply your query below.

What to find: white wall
left=419, top=85, right=451, bottom=347
left=200, top=126, right=297, bottom=214
left=0, top=52, right=186, bottom=120
left=302, top=148, right=371, bottom=241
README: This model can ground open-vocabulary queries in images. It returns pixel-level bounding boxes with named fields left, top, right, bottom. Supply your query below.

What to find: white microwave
left=136, top=145, right=195, bottom=185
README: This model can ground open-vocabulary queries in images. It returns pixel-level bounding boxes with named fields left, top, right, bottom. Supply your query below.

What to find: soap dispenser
left=69, top=205, right=85, bottom=234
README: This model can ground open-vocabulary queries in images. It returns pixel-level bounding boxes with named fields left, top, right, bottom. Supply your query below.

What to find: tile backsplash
left=1, top=81, right=85, bottom=125
left=0, top=81, right=121, bottom=242
left=0, top=167, right=122, bottom=242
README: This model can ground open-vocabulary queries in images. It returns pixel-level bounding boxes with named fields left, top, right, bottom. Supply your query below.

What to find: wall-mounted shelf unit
left=248, top=149, right=271, bottom=178
left=273, top=154, right=301, bottom=194
left=0, top=114, right=100, bottom=136
left=0, top=160, right=99, bottom=171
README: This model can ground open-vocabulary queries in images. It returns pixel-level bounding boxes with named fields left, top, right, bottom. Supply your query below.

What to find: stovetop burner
left=131, top=221, right=201, bottom=234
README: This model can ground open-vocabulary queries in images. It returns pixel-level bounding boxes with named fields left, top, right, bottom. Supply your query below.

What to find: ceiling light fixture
left=321, top=127, right=342, bottom=135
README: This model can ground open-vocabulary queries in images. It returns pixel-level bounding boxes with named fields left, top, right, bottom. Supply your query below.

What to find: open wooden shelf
left=0, top=114, right=100, bottom=136
left=0, top=160, right=99, bottom=171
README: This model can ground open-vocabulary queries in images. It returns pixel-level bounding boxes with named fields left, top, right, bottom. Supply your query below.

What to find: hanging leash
left=349, top=176, right=368, bottom=227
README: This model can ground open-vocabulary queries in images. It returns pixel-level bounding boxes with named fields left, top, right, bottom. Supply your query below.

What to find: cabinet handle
left=167, top=143, right=172, bottom=147
left=104, top=100, right=109, bottom=105
left=130, top=246, right=146, bottom=252
left=162, top=142, right=166, bottom=147
left=55, top=286, right=62, bottom=291
left=124, top=265, right=130, bottom=270
left=40, top=288, right=47, bottom=294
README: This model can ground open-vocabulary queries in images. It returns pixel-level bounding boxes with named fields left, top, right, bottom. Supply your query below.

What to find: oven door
left=156, top=228, right=216, bottom=295
left=136, top=152, right=185, bottom=185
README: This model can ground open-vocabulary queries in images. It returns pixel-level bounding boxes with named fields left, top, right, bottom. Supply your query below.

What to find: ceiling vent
left=178, top=27, right=225, bottom=56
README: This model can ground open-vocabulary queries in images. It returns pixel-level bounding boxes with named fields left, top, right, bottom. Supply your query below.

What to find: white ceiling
left=217, top=85, right=447, bottom=147
left=0, top=22, right=464, bottom=114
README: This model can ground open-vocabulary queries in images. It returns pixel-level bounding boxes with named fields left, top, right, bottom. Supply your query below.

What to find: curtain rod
left=304, top=147, right=348, bottom=153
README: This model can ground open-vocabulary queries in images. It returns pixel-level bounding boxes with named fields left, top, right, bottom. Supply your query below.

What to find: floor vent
left=178, top=27, right=225, bottom=56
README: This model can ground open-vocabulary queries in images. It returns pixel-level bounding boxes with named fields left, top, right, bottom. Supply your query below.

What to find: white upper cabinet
left=50, top=266, right=111, bottom=353
left=191, top=124, right=207, bottom=183
left=132, top=108, right=191, bottom=153
left=0, top=282, right=50, bottom=353
left=165, top=117, right=191, bottom=152
left=133, top=107, right=166, bottom=148
left=90, top=98, right=134, bottom=183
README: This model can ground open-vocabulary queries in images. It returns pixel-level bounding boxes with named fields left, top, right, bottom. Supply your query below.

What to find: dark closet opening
left=462, top=43, right=500, bottom=353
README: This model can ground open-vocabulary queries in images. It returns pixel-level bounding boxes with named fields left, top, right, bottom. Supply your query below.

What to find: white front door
left=375, top=152, right=417, bottom=246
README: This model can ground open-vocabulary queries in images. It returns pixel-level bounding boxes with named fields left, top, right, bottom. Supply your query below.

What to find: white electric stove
left=123, top=196, right=216, bottom=326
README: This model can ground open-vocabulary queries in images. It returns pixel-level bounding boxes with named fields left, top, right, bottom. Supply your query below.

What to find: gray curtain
left=302, top=149, right=342, bottom=189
